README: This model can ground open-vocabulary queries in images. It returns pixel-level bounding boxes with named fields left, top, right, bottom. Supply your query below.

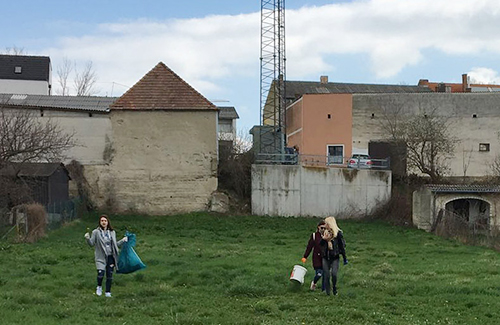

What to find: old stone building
left=0, top=62, right=220, bottom=215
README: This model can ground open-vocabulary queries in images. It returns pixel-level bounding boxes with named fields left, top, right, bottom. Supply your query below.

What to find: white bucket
left=289, top=265, right=307, bottom=284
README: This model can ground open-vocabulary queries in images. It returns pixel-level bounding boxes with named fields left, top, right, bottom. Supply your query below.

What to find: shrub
left=25, top=203, right=47, bottom=243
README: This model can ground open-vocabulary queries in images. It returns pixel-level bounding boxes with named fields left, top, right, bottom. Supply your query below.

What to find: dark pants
left=97, top=255, right=115, bottom=293
left=322, top=257, right=340, bottom=295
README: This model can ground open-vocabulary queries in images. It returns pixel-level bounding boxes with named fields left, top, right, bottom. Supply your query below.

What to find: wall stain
left=342, top=168, right=358, bottom=182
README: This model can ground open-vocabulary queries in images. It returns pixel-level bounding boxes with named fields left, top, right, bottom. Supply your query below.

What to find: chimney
left=462, top=73, right=469, bottom=92
left=320, top=75, right=328, bottom=84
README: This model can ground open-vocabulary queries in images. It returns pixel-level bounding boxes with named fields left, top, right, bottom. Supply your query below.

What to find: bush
left=24, top=203, right=47, bottom=243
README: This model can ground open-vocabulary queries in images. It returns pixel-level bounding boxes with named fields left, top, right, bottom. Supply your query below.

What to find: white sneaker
left=310, top=281, right=316, bottom=291
left=105, top=292, right=112, bottom=298
left=96, top=286, right=102, bottom=296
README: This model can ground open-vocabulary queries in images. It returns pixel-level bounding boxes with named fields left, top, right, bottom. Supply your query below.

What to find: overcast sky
left=3, top=0, right=500, bottom=132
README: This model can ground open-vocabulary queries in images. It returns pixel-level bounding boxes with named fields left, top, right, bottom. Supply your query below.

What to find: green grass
left=1, top=213, right=500, bottom=324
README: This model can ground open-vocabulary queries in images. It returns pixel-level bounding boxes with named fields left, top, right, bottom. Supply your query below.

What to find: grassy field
left=1, top=213, right=500, bottom=324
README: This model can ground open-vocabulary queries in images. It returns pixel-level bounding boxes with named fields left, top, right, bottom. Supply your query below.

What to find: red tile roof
left=111, top=62, right=216, bottom=110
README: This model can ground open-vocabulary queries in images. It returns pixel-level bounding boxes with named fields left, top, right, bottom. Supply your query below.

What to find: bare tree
left=56, top=57, right=73, bottom=96
left=74, top=61, right=98, bottom=96
left=3, top=46, right=25, bottom=55
left=401, top=109, right=456, bottom=182
left=376, top=97, right=456, bottom=182
left=0, top=106, right=75, bottom=164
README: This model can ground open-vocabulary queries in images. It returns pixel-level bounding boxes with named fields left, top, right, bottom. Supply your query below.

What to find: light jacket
left=86, top=228, right=125, bottom=271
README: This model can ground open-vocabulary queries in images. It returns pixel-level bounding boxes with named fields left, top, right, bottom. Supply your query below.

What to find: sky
left=3, top=0, right=500, bottom=133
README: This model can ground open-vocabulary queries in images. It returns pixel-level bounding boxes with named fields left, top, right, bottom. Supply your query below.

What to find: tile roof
left=285, top=80, right=432, bottom=101
left=111, top=62, right=216, bottom=111
left=0, top=162, right=68, bottom=178
left=0, top=93, right=115, bottom=112
left=425, top=184, right=500, bottom=193
left=218, top=106, right=239, bottom=119
left=0, top=55, right=51, bottom=82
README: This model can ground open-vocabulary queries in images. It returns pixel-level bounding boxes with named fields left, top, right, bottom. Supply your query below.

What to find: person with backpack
left=301, top=220, right=327, bottom=291
left=320, top=216, right=348, bottom=296
left=84, top=214, right=127, bottom=297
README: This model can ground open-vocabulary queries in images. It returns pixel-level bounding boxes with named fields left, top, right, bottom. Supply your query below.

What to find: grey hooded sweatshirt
left=86, top=228, right=126, bottom=271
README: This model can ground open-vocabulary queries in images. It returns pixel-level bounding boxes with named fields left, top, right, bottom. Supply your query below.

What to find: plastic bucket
left=289, top=265, right=307, bottom=284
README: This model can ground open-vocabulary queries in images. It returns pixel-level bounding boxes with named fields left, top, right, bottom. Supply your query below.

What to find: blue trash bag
left=117, top=231, right=146, bottom=274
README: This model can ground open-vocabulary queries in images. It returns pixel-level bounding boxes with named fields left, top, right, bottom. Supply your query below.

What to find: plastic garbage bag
left=117, top=231, right=146, bottom=274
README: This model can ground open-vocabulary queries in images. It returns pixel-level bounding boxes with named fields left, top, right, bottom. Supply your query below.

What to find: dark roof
left=425, top=184, right=500, bottom=193
left=111, top=62, right=216, bottom=111
left=0, top=93, right=115, bottom=112
left=218, top=106, right=239, bottom=119
left=0, top=55, right=51, bottom=82
left=285, top=80, right=432, bottom=100
left=0, top=162, right=69, bottom=178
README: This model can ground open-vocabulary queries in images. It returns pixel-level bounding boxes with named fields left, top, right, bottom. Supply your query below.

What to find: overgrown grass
left=1, top=212, right=500, bottom=324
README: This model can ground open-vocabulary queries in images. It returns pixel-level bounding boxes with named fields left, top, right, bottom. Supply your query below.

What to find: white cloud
left=43, top=0, right=500, bottom=99
left=468, top=67, right=500, bottom=84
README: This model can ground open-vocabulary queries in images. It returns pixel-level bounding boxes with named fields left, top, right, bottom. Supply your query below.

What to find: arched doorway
left=445, top=198, right=490, bottom=230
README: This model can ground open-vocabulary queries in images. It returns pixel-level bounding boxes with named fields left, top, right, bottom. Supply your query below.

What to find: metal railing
left=255, top=153, right=391, bottom=169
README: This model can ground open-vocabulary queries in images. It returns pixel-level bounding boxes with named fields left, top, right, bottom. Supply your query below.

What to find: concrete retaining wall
left=252, top=165, right=391, bottom=218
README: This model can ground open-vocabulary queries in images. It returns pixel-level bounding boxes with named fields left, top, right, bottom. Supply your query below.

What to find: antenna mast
left=259, top=0, right=286, bottom=156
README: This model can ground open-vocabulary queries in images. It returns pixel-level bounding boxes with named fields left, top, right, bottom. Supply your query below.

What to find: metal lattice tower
left=259, top=0, right=286, bottom=155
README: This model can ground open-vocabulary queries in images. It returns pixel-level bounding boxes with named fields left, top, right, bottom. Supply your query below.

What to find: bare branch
left=3, top=46, right=25, bottom=55
left=0, top=106, right=75, bottom=164
left=56, top=57, right=73, bottom=96
left=74, top=61, right=98, bottom=96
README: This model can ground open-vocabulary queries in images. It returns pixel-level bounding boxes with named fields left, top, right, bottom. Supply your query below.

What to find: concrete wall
left=353, top=93, right=500, bottom=177
left=0, top=80, right=50, bottom=95
left=84, top=110, right=218, bottom=215
left=252, top=165, right=391, bottom=217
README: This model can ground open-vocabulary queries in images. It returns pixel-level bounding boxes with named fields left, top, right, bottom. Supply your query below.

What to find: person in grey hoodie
left=85, top=215, right=127, bottom=297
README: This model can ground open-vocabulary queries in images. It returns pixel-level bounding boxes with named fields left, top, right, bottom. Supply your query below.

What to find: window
left=14, top=66, right=22, bottom=74
left=479, top=143, right=490, bottom=152
left=327, top=114, right=331, bottom=119
left=472, top=114, right=477, bottom=118
left=327, top=145, right=344, bottom=165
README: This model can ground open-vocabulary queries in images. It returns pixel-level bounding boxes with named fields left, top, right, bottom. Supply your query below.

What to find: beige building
left=284, top=77, right=500, bottom=177
left=0, top=62, right=220, bottom=215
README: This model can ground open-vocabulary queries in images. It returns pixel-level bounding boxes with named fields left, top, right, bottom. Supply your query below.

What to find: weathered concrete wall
left=84, top=110, right=218, bottom=215
left=252, top=165, right=391, bottom=217
left=412, top=188, right=434, bottom=231
left=353, top=93, right=500, bottom=177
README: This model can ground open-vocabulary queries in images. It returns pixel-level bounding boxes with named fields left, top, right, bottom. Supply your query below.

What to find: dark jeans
left=322, top=257, right=340, bottom=295
left=97, top=255, right=115, bottom=293
left=313, top=267, right=325, bottom=291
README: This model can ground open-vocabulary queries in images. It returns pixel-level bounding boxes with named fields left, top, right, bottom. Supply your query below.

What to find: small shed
left=413, top=184, right=500, bottom=232
left=2, top=162, right=70, bottom=206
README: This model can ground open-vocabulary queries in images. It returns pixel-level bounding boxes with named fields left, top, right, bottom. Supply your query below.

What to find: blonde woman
left=320, top=216, right=348, bottom=296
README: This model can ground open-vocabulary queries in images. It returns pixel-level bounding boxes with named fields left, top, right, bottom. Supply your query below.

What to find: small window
left=327, top=114, right=331, bottom=119
left=371, top=113, right=375, bottom=118
left=89, top=113, right=93, bottom=117
left=479, top=143, right=490, bottom=152
left=40, top=110, right=44, bottom=117
left=14, top=66, right=22, bottom=74
left=472, top=114, right=477, bottom=118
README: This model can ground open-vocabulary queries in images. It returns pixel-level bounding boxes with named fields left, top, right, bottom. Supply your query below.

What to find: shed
left=1, top=162, right=70, bottom=205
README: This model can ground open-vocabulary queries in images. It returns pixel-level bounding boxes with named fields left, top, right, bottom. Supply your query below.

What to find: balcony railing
left=255, top=153, right=390, bottom=169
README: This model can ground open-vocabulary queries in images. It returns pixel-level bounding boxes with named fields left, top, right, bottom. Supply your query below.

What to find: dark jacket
left=320, top=231, right=347, bottom=262
left=303, top=231, right=323, bottom=268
